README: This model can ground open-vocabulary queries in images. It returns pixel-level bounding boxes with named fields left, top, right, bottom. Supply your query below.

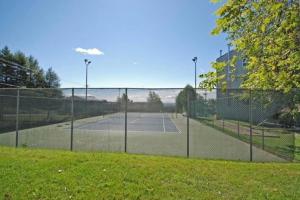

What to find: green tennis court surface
left=0, top=112, right=284, bottom=162
left=75, top=113, right=179, bottom=133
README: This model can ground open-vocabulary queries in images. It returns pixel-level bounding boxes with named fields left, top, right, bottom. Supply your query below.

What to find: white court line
left=80, top=129, right=179, bottom=134
left=170, top=116, right=182, bottom=134
left=130, top=118, right=140, bottom=124
left=162, top=113, right=166, bottom=133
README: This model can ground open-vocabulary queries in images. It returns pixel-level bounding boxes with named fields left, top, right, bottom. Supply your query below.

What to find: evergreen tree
left=0, top=46, right=15, bottom=85
left=45, top=67, right=60, bottom=88
left=0, top=46, right=61, bottom=88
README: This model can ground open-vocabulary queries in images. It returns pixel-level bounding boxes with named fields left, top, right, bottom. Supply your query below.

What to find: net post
left=125, top=88, right=128, bottom=153
left=186, top=92, right=190, bottom=158
left=249, top=89, right=253, bottom=161
left=15, top=89, right=20, bottom=148
left=70, top=88, right=74, bottom=151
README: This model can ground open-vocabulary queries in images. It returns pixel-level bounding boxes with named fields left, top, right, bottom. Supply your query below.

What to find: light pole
left=192, top=57, right=197, bottom=90
left=192, top=57, right=198, bottom=117
left=84, top=59, right=91, bottom=101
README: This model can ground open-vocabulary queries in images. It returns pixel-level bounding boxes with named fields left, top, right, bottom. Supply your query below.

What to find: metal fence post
left=193, top=97, right=195, bottom=118
left=262, top=127, right=265, bottom=150
left=187, top=92, right=190, bottom=158
left=70, top=88, right=74, bottom=151
left=125, top=88, right=128, bottom=153
left=237, top=120, right=240, bottom=137
left=15, top=89, right=20, bottom=148
left=249, top=89, right=253, bottom=161
left=222, top=119, right=225, bottom=132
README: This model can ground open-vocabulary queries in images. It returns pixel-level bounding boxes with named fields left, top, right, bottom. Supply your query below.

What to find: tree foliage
left=176, top=85, right=197, bottom=113
left=117, top=93, right=133, bottom=104
left=147, top=91, right=163, bottom=111
left=0, top=46, right=60, bottom=88
left=45, top=67, right=60, bottom=88
left=200, top=0, right=300, bottom=92
left=147, top=91, right=162, bottom=104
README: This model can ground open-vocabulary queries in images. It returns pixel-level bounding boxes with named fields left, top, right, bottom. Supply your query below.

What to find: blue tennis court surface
left=75, top=113, right=179, bottom=133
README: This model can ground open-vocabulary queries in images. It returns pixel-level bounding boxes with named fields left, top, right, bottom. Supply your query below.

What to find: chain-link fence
left=0, top=88, right=298, bottom=162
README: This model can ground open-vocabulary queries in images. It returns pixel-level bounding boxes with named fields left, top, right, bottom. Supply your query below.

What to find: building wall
left=215, top=50, right=251, bottom=122
left=216, top=50, right=246, bottom=89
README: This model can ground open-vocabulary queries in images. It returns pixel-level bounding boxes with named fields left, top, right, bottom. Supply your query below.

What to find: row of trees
left=0, top=46, right=60, bottom=88
left=116, top=91, right=164, bottom=112
left=113, top=87, right=216, bottom=115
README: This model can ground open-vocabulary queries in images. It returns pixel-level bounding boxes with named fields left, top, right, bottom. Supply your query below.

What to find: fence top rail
left=0, top=87, right=299, bottom=92
left=0, top=87, right=209, bottom=90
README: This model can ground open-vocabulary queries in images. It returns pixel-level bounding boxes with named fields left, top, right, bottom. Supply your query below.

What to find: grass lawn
left=0, top=147, right=300, bottom=200
left=296, top=134, right=300, bottom=160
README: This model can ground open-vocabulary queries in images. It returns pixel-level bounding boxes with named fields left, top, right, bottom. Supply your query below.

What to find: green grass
left=0, top=146, right=300, bottom=200
left=296, top=134, right=300, bottom=160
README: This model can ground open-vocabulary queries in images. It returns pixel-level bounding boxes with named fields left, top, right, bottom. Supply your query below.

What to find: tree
left=176, top=85, right=197, bottom=113
left=147, top=91, right=162, bottom=104
left=45, top=67, right=60, bottom=88
left=199, top=71, right=219, bottom=90
left=34, top=68, right=47, bottom=88
left=13, top=51, right=28, bottom=86
left=117, top=93, right=132, bottom=104
left=27, top=56, right=39, bottom=87
left=198, top=1, right=300, bottom=125
left=200, top=0, right=300, bottom=92
left=0, top=46, right=61, bottom=88
left=147, top=91, right=163, bottom=112
left=0, top=46, right=15, bottom=85
left=0, top=46, right=13, bottom=60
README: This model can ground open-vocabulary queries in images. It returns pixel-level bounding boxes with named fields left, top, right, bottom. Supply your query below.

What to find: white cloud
left=75, top=47, right=104, bottom=55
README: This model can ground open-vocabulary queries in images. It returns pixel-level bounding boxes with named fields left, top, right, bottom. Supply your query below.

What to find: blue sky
left=0, top=0, right=227, bottom=88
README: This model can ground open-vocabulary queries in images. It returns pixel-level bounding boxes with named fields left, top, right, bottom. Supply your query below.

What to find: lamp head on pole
left=84, top=59, right=92, bottom=66
left=192, top=57, right=197, bottom=63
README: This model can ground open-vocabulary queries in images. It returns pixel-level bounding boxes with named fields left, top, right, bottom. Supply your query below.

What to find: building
left=215, top=49, right=251, bottom=122
left=216, top=49, right=246, bottom=89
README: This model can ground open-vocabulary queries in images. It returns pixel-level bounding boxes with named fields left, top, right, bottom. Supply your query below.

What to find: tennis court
left=0, top=88, right=295, bottom=162
left=0, top=111, right=284, bottom=162
left=75, top=113, right=179, bottom=133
